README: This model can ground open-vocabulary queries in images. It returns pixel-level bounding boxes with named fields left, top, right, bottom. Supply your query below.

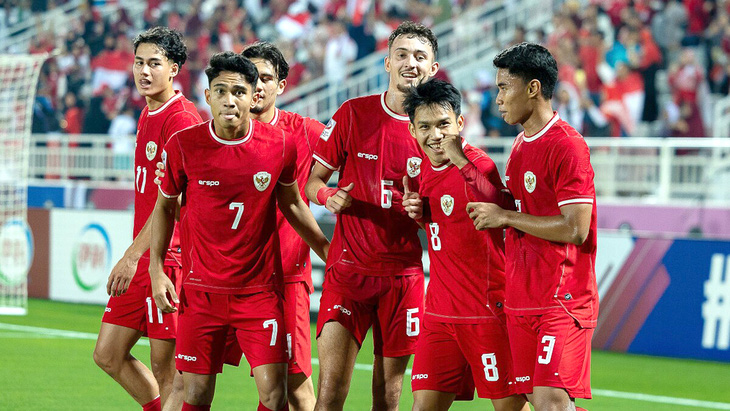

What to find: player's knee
left=92, top=345, right=120, bottom=376
left=315, top=381, right=347, bottom=409
left=184, top=382, right=214, bottom=405
left=150, top=358, right=175, bottom=386
left=260, top=385, right=287, bottom=411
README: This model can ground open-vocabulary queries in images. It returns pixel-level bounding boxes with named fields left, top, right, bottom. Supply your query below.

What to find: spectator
left=61, top=91, right=84, bottom=134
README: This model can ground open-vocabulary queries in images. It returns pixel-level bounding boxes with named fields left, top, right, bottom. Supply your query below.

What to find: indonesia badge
left=406, top=157, right=422, bottom=178
left=254, top=171, right=271, bottom=191
left=146, top=141, right=157, bottom=161
left=440, top=194, right=454, bottom=216
left=524, top=171, right=536, bottom=193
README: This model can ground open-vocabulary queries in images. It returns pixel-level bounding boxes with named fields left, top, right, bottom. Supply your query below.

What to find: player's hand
left=154, top=161, right=165, bottom=186
left=106, top=254, right=138, bottom=297
left=466, top=202, right=507, bottom=230
left=439, top=133, right=468, bottom=168
left=325, top=182, right=355, bottom=214
left=150, top=268, right=179, bottom=313
left=402, top=176, right=423, bottom=220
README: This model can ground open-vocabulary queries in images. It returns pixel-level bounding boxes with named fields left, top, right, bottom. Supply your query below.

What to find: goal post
left=0, top=54, right=47, bottom=315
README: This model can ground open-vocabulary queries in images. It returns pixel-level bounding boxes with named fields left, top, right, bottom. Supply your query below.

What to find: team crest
left=406, top=157, right=422, bottom=178
left=440, top=195, right=454, bottom=216
left=524, top=171, right=536, bottom=193
left=320, top=119, right=336, bottom=142
left=254, top=172, right=271, bottom=191
left=146, top=141, right=157, bottom=161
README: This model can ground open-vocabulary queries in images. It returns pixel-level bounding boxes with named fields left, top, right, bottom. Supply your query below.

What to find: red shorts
left=102, top=265, right=181, bottom=340
left=175, top=288, right=288, bottom=375
left=507, top=312, right=593, bottom=399
left=411, top=318, right=516, bottom=399
left=284, top=281, right=313, bottom=376
left=316, top=266, right=424, bottom=357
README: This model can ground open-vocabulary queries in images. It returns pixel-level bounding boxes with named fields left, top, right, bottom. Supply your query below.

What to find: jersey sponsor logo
left=357, top=152, right=378, bottom=160
left=332, top=304, right=351, bottom=316
left=254, top=172, right=271, bottom=191
left=176, top=354, right=197, bottom=362
left=515, top=376, right=531, bottom=383
left=198, top=180, right=220, bottom=186
left=411, top=374, right=429, bottom=380
left=440, top=194, right=454, bottom=216
left=524, top=171, right=536, bottom=193
left=145, top=141, right=158, bottom=161
left=320, top=119, right=336, bottom=141
left=406, top=157, right=422, bottom=177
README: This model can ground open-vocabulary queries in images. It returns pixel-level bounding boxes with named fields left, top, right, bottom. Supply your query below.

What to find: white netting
left=0, top=54, right=46, bottom=315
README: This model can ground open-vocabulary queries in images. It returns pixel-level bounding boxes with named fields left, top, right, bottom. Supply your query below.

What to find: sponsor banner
left=595, top=231, right=730, bottom=362
left=49, top=209, right=132, bottom=304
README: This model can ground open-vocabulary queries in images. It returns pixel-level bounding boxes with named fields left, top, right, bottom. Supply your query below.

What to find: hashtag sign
left=702, top=254, right=730, bottom=350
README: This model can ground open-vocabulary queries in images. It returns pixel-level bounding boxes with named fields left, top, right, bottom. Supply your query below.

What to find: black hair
left=133, top=26, right=188, bottom=67
left=241, top=41, right=290, bottom=80
left=493, top=42, right=558, bottom=100
left=388, top=21, right=438, bottom=58
left=403, top=79, right=462, bottom=123
left=204, top=52, right=259, bottom=86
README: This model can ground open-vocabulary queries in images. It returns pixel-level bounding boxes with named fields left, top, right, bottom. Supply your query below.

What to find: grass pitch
left=1, top=299, right=729, bottom=410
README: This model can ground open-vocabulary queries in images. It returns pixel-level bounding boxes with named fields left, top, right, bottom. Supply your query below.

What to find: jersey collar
left=148, top=91, right=182, bottom=116
left=523, top=112, right=560, bottom=142
left=380, top=92, right=410, bottom=121
left=208, top=119, right=254, bottom=145
left=268, top=108, right=280, bottom=126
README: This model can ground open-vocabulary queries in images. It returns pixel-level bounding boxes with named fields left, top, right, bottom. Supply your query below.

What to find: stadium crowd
left=9, top=0, right=730, bottom=139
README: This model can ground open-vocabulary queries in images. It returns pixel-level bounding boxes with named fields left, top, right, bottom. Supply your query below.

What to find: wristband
left=316, top=186, right=339, bottom=205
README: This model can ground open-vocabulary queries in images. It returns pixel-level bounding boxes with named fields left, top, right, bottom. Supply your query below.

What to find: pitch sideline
left=1, top=322, right=729, bottom=410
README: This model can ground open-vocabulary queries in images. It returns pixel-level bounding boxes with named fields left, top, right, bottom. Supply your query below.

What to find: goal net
left=0, top=54, right=46, bottom=315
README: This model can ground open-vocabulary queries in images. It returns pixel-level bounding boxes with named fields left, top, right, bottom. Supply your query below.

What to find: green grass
left=1, top=299, right=729, bottom=410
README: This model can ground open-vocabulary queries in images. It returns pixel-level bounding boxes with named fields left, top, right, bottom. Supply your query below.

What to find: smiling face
left=205, top=71, right=258, bottom=132
left=409, top=103, right=464, bottom=166
left=495, top=68, right=532, bottom=126
left=133, top=43, right=178, bottom=99
left=249, top=57, right=285, bottom=116
left=385, top=34, right=439, bottom=94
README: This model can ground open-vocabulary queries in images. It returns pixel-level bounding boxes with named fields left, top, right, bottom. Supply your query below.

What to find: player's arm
left=466, top=202, right=592, bottom=245
left=304, top=162, right=354, bottom=214
left=439, top=133, right=513, bottom=209
left=276, top=182, right=330, bottom=262
left=149, top=191, right=179, bottom=313
left=105, top=215, right=151, bottom=297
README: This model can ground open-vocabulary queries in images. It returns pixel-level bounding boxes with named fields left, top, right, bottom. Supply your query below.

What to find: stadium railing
left=0, top=0, right=86, bottom=53
left=279, top=0, right=554, bottom=121
left=28, top=133, right=730, bottom=204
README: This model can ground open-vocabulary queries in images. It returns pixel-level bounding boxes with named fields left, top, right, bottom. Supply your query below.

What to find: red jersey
left=504, top=113, right=599, bottom=328
left=159, top=120, right=297, bottom=294
left=420, top=143, right=508, bottom=324
left=313, top=92, right=423, bottom=276
left=268, top=108, right=325, bottom=288
left=135, top=91, right=201, bottom=275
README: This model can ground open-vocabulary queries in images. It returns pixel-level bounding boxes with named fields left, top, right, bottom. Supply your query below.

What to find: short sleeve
left=159, top=134, right=186, bottom=198
left=553, top=136, right=595, bottom=207
left=312, top=102, right=350, bottom=171
left=163, top=110, right=201, bottom=144
left=278, top=129, right=298, bottom=186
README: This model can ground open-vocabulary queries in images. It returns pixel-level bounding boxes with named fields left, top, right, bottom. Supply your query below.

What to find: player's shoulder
left=173, top=120, right=209, bottom=142
left=463, top=141, right=489, bottom=161
left=549, top=119, right=587, bottom=150
left=253, top=118, right=287, bottom=140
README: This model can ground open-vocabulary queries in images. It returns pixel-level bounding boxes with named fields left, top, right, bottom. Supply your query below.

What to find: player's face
left=250, top=58, right=286, bottom=115
left=205, top=71, right=258, bottom=130
left=495, top=68, right=531, bottom=126
left=133, top=43, right=178, bottom=98
left=385, top=35, right=439, bottom=93
left=409, top=103, right=464, bottom=166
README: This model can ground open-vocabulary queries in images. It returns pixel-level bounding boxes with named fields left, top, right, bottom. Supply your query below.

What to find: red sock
left=257, top=401, right=289, bottom=411
left=182, top=402, right=211, bottom=411
left=576, top=408, right=588, bottom=411
left=142, top=396, right=161, bottom=411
